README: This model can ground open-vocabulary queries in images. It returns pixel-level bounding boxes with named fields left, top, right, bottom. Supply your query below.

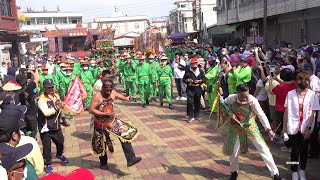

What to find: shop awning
left=225, top=23, right=240, bottom=33
left=167, top=33, right=188, bottom=39
left=210, top=23, right=240, bottom=35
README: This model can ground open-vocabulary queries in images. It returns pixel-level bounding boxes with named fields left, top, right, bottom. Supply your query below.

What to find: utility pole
left=263, top=0, right=267, bottom=48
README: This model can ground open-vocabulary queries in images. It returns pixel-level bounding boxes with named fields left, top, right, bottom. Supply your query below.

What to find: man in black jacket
left=183, top=57, right=206, bottom=123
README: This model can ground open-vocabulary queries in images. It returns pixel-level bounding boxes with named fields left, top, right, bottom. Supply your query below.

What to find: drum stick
left=274, top=122, right=282, bottom=133
left=55, top=109, right=62, bottom=122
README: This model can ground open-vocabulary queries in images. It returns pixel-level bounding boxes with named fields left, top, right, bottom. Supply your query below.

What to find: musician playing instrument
left=89, top=80, right=142, bottom=170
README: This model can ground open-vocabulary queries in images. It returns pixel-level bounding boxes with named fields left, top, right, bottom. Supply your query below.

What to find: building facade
left=150, top=17, right=168, bottom=34
left=192, top=0, right=217, bottom=43
left=0, top=0, right=30, bottom=66
left=168, top=0, right=194, bottom=34
left=21, top=7, right=83, bottom=45
left=94, top=11, right=149, bottom=37
left=210, top=0, right=320, bottom=47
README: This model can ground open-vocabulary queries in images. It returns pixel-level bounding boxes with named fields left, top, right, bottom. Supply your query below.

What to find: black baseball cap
left=16, top=74, right=28, bottom=86
left=270, top=60, right=282, bottom=66
left=0, top=89, right=14, bottom=105
left=0, top=142, right=33, bottom=171
left=303, top=64, right=313, bottom=71
left=0, top=105, right=27, bottom=135
left=43, top=79, right=54, bottom=87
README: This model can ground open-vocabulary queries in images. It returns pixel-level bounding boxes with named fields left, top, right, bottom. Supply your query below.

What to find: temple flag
left=64, top=75, right=87, bottom=115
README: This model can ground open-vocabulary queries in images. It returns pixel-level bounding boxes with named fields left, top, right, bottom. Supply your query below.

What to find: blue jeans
left=175, top=78, right=186, bottom=97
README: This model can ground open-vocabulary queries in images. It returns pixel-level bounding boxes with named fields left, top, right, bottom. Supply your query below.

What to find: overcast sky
left=17, top=0, right=175, bottom=22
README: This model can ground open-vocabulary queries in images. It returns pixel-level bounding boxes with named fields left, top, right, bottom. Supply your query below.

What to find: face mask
left=149, top=60, right=154, bottom=63
left=67, top=73, right=72, bottom=76
left=38, top=67, right=41, bottom=71
left=221, top=51, right=226, bottom=56
left=298, top=82, right=309, bottom=90
left=91, top=64, right=96, bottom=67
left=191, top=66, right=197, bottom=70
left=83, top=67, right=88, bottom=70
left=184, top=56, right=188, bottom=59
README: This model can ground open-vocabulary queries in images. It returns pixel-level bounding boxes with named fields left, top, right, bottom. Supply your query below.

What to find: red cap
left=190, top=57, right=199, bottom=64
left=38, top=168, right=94, bottom=180
left=41, top=65, right=48, bottom=70
left=137, top=54, right=145, bottom=60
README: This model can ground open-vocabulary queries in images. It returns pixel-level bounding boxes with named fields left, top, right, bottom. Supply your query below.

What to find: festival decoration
left=64, top=76, right=88, bottom=115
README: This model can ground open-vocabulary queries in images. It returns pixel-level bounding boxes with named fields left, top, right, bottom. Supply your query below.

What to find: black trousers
left=289, top=132, right=309, bottom=172
left=186, top=89, right=201, bottom=118
left=309, top=111, right=320, bottom=157
left=25, top=114, right=38, bottom=139
left=40, top=129, right=65, bottom=165
left=95, top=127, right=136, bottom=166
left=275, top=111, right=284, bottom=135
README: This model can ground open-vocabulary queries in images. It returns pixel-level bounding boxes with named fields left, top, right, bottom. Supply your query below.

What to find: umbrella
left=167, top=33, right=188, bottom=39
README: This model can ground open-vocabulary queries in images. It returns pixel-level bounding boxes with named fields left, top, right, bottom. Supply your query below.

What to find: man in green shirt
left=135, top=55, right=151, bottom=108
left=234, top=54, right=252, bottom=86
left=158, top=56, right=174, bottom=109
left=227, top=55, right=240, bottom=95
left=79, top=62, right=94, bottom=109
left=147, top=54, right=160, bottom=102
left=205, top=56, right=219, bottom=112
left=39, top=65, right=54, bottom=94
left=123, top=55, right=137, bottom=102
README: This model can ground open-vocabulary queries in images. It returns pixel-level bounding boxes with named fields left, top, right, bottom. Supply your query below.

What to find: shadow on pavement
left=153, top=114, right=188, bottom=121
left=71, top=131, right=92, bottom=141
left=161, top=164, right=226, bottom=179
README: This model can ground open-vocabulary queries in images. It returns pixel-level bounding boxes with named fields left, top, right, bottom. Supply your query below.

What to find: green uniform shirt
left=149, top=61, right=160, bottom=83
left=123, top=63, right=136, bottom=82
left=79, top=70, right=94, bottom=87
left=136, top=63, right=151, bottom=85
left=205, top=66, right=219, bottom=85
left=158, top=65, right=173, bottom=85
left=227, top=68, right=240, bottom=94
left=234, top=66, right=252, bottom=84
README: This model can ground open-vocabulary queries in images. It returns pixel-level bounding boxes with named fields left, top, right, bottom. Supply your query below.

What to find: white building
left=168, top=0, right=194, bottom=34
left=192, top=0, right=217, bottom=44
left=150, top=17, right=168, bottom=34
left=94, top=11, right=149, bottom=37
left=21, top=7, right=83, bottom=44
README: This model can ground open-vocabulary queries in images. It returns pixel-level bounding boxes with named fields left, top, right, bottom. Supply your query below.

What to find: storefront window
left=1, top=0, right=12, bottom=17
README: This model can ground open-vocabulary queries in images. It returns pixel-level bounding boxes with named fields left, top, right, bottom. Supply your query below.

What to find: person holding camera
left=37, top=79, right=69, bottom=174
left=183, top=57, right=206, bottom=123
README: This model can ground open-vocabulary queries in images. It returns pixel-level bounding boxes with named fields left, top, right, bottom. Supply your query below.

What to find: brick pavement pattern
left=44, top=92, right=320, bottom=180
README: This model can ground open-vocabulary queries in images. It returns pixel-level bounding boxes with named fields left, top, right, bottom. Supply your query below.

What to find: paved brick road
left=43, top=90, right=320, bottom=180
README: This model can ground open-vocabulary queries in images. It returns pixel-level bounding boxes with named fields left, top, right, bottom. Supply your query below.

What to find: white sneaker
left=299, top=170, right=307, bottom=180
left=280, top=146, right=291, bottom=152
left=188, top=118, right=195, bottom=123
left=175, top=96, right=181, bottom=100
left=292, top=172, right=299, bottom=180
left=180, top=97, right=187, bottom=101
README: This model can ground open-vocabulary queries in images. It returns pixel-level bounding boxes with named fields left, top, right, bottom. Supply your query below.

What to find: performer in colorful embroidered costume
left=219, top=84, right=281, bottom=180
left=89, top=80, right=141, bottom=170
